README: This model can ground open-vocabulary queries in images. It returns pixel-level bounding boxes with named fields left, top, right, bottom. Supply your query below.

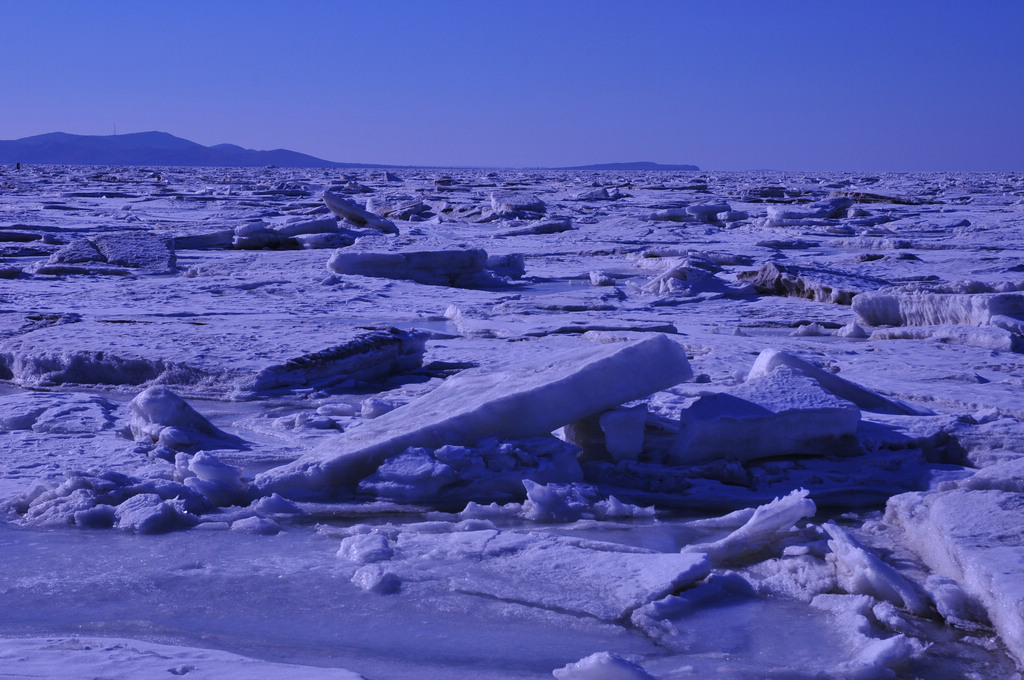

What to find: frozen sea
left=1, top=165, right=1023, bottom=679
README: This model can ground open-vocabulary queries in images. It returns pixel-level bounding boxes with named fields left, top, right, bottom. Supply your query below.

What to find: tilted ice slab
left=670, top=366, right=861, bottom=465
left=885, top=459, right=1024, bottom=666
left=256, top=334, right=693, bottom=499
left=322, top=190, right=399, bottom=234
left=0, top=321, right=426, bottom=398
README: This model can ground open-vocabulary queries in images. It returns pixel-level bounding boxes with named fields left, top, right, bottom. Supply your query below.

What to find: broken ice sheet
left=2, top=167, right=1024, bottom=679
left=378, top=525, right=712, bottom=621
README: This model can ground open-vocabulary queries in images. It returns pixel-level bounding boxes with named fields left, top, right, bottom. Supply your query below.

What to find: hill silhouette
left=0, top=131, right=383, bottom=168
left=0, top=132, right=699, bottom=171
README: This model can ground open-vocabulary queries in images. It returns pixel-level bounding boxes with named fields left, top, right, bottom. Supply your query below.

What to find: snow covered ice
left=2, top=166, right=1024, bottom=678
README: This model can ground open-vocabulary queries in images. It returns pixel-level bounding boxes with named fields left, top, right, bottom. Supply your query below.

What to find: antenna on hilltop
left=114, top=123, right=117, bottom=136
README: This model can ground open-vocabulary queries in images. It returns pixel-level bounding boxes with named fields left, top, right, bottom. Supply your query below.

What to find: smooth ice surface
left=0, top=636, right=366, bottom=680
left=2, top=166, right=1024, bottom=679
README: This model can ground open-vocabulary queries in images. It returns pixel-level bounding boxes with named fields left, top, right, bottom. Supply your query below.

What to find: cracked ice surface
left=2, top=166, right=1024, bottom=678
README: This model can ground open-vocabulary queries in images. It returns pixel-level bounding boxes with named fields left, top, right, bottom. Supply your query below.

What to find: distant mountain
left=558, top=161, right=700, bottom=172
left=0, top=132, right=701, bottom=171
left=0, top=131, right=387, bottom=168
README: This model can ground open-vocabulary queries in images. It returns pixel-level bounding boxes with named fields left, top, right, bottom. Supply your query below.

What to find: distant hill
left=0, top=131, right=701, bottom=171
left=0, top=131, right=387, bottom=168
left=558, top=161, right=700, bottom=172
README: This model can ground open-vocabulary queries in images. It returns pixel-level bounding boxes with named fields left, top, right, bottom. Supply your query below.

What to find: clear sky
left=2, top=1, right=1022, bottom=171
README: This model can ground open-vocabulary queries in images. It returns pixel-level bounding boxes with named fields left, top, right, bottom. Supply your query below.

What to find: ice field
left=1, top=165, right=1024, bottom=678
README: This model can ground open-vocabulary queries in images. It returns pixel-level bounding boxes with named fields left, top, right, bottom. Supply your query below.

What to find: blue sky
left=2, top=1, right=1022, bottom=171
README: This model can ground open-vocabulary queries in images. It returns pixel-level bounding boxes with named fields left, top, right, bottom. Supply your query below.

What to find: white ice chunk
left=868, top=324, right=1024, bottom=353
left=1, top=323, right=426, bottom=399
left=183, top=451, right=249, bottom=506
left=671, top=366, right=860, bottom=464
left=0, top=391, right=117, bottom=434
left=686, top=202, right=730, bottom=220
left=256, top=334, right=692, bottom=499
left=600, top=406, right=647, bottom=461
left=521, top=481, right=595, bottom=522
left=748, top=348, right=931, bottom=416
left=837, top=321, right=869, bottom=338
left=853, top=291, right=1024, bottom=333
left=490, top=191, right=546, bottom=214
left=337, top=533, right=393, bottom=563
left=761, top=196, right=853, bottom=226
left=924, top=575, right=991, bottom=630
left=327, top=248, right=505, bottom=288
left=114, top=493, right=190, bottom=534
left=129, top=386, right=244, bottom=452
left=552, top=651, right=654, bottom=680
left=563, top=405, right=647, bottom=462
left=684, top=489, right=816, bottom=563
left=322, top=190, right=399, bottom=234
left=230, top=516, right=280, bottom=535
left=641, top=259, right=722, bottom=296
left=351, top=564, right=401, bottom=593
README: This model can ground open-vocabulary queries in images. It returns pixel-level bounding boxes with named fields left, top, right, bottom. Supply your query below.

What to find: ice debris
left=5, top=470, right=208, bottom=533
left=823, top=522, right=930, bottom=616
left=357, top=437, right=583, bottom=507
